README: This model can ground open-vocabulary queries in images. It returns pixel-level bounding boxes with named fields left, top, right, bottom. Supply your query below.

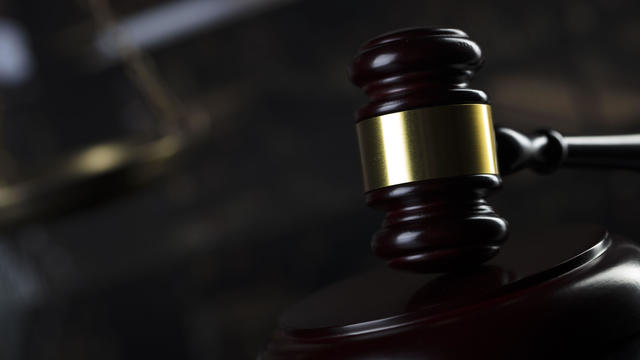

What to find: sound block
left=262, top=224, right=640, bottom=359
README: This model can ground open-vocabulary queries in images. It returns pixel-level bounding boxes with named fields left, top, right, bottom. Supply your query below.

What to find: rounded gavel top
left=349, top=28, right=488, bottom=120
left=349, top=28, right=507, bottom=273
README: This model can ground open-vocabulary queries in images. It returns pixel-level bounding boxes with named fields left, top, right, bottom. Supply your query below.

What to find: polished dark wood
left=263, top=225, right=640, bottom=359
left=366, top=175, right=507, bottom=273
left=496, top=127, right=640, bottom=175
left=350, top=28, right=506, bottom=272
left=349, top=28, right=487, bottom=121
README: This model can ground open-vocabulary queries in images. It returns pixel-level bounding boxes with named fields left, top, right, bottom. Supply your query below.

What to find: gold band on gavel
left=356, top=104, right=499, bottom=192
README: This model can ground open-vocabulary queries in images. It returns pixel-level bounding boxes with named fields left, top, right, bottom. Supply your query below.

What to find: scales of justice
left=261, top=28, right=640, bottom=359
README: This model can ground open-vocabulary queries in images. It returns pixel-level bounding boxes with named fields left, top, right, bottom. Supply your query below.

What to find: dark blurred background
left=0, top=0, right=638, bottom=358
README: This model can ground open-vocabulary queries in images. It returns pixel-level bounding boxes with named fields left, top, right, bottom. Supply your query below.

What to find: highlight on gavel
left=350, top=27, right=640, bottom=273
left=262, top=27, right=640, bottom=359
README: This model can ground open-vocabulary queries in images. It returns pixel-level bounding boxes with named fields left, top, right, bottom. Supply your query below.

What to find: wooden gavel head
left=349, top=28, right=508, bottom=272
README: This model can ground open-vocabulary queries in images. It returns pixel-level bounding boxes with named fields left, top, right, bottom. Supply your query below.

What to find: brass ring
left=356, top=104, right=499, bottom=192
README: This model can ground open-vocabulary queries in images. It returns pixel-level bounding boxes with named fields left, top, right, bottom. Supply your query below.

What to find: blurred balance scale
left=0, top=0, right=214, bottom=229
left=0, top=3, right=219, bottom=358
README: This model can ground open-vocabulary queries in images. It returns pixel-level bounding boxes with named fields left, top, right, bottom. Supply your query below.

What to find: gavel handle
left=495, top=127, right=640, bottom=175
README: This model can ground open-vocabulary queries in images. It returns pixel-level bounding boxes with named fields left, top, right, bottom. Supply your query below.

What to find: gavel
left=351, top=27, right=640, bottom=273
left=262, top=28, right=640, bottom=359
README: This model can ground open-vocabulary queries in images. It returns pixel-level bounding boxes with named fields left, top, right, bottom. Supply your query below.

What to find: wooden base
left=262, top=224, right=640, bottom=359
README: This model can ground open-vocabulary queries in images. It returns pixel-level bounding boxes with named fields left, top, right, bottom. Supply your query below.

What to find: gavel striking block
left=261, top=27, right=640, bottom=359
